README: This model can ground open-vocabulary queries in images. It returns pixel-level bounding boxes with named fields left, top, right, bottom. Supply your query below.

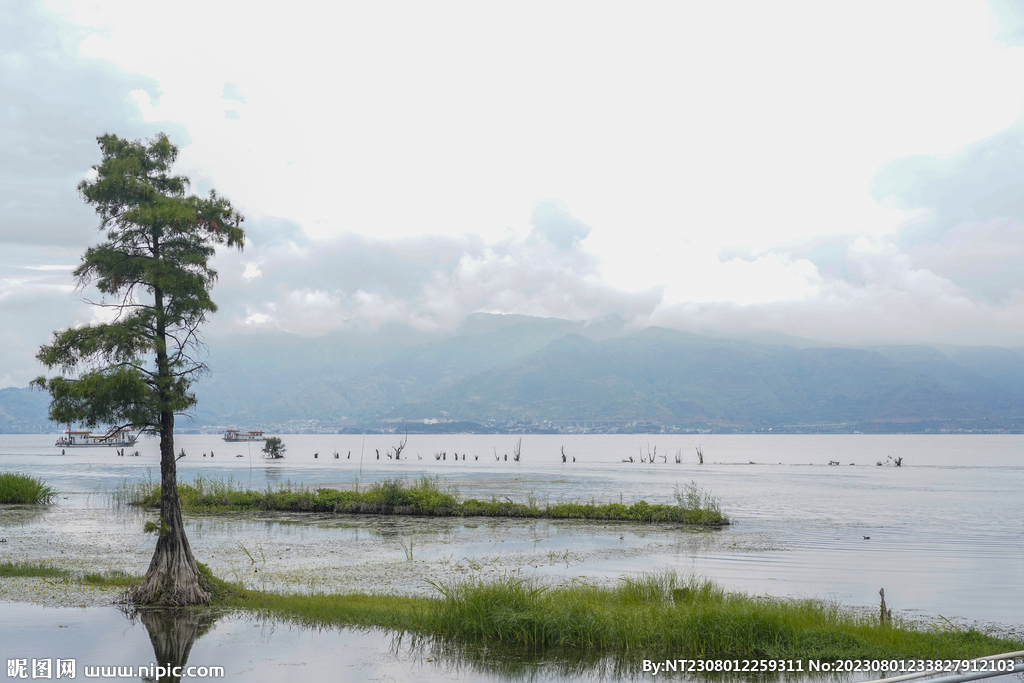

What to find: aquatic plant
left=0, top=561, right=68, bottom=578
left=127, top=475, right=729, bottom=526
left=417, top=571, right=1024, bottom=660
left=0, top=472, right=57, bottom=504
left=4, top=559, right=1021, bottom=663
left=0, top=562, right=135, bottom=589
left=399, top=537, right=414, bottom=561
left=212, top=570, right=1023, bottom=663
left=673, top=481, right=722, bottom=524
left=82, top=569, right=136, bottom=588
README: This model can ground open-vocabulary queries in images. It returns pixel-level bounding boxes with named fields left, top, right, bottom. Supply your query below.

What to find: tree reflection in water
left=124, top=607, right=219, bottom=683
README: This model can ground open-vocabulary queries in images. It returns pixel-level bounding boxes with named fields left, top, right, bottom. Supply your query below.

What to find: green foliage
left=262, top=437, right=286, bottom=459
left=8, top=556, right=1014, bottom=663
left=124, top=476, right=728, bottom=525
left=216, top=584, right=431, bottom=631
left=364, top=476, right=459, bottom=511
left=673, top=481, right=723, bottom=525
left=199, top=567, right=1023, bottom=663
left=32, top=132, right=244, bottom=432
left=419, top=572, right=1022, bottom=660
left=0, top=472, right=57, bottom=504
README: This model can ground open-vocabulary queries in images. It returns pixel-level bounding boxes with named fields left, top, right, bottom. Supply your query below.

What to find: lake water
left=1, top=602, right=623, bottom=683
left=1, top=433, right=1022, bottom=680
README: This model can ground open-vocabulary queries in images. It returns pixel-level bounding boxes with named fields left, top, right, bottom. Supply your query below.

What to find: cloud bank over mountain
left=5, top=0, right=1024, bottom=389
left=209, top=202, right=663, bottom=337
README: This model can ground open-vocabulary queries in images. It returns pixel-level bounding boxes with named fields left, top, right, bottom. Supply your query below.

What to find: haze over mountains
left=6, top=313, right=1024, bottom=434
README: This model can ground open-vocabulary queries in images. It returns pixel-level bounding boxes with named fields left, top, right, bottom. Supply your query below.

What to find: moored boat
left=55, top=428, right=138, bottom=448
left=222, top=429, right=268, bottom=442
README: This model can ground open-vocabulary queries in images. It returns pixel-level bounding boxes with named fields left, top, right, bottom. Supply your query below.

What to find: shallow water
left=7, top=602, right=1016, bottom=683
left=2, top=434, right=1023, bottom=678
left=0, top=602, right=638, bottom=682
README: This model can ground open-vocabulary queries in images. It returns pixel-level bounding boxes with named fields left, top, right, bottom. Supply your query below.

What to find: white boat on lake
left=222, top=429, right=268, bottom=442
left=55, top=428, right=138, bottom=448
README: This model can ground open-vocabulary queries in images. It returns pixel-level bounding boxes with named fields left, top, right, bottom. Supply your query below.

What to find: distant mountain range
left=6, top=314, right=1024, bottom=433
left=0, top=386, right=52, bottom=433
left=397, top=328, right=1024, bottom=428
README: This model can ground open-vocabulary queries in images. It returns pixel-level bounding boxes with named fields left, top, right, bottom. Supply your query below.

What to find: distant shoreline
left=5, top=427, right=1024, bottom=436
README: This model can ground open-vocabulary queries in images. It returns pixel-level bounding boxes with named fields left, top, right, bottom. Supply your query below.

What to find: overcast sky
left=4, top=0, right=1024, bottom=388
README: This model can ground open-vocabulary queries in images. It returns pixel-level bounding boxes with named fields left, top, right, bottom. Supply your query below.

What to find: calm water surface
left=2, top=434, right=1022, bottom=680
left=1, top=602, right=633, bottom=683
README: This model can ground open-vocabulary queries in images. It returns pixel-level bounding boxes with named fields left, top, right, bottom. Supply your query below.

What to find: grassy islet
left=121, top=475, right=729, bottom=526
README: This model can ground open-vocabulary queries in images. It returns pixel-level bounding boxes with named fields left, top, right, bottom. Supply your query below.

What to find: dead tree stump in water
left=879, top=588, right=892, bottom=625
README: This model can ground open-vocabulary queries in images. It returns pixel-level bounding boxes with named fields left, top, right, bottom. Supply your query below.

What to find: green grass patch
left=0, top=561, right=139, bottom=589
left=206, top=571, right=1022, bottom=663
left=82, top=569, right=137, bottom=588
left=419, top=573, right=1023, bottom=659
left=217, top=587, right=431, bottom=631
left=0, top=561, right=70, bottom=579
left=0, top=472, right=57, bottom=504
left=125, top=475, right=729, bottom=526
left=3, top=559, right=1018, bottom=663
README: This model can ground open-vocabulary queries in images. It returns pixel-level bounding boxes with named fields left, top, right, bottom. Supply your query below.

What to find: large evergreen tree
left=34, top=133, right=244, bottom=605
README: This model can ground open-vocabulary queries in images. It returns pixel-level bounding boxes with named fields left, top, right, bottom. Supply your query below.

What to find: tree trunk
left=130, top=411, right=209, bottom=606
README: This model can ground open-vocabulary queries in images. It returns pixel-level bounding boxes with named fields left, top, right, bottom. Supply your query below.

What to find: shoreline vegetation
left=119, top=475, right=730, bottom=526
left=0, top=472, right=57, bottom=504
left=2, top=561, right=1021, bottom=663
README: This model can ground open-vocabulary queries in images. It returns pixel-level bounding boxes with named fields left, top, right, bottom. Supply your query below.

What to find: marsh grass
left=2, top=560, right=1019, bottom=662
left=0, top=472, right=57, bottom=504
left=115, top=473, right=250, bottom=511
left=0, top=562, right=136, bottom=589
left=219, top=589, right=431, bottom=631
left=673, top=481, right=723, bottom=525
left=0, top=561, right=69, bottom=579
left=111, top=471, right=156, bottom=508
left=211, top=570, right=1022, bottom=663
left=126, top=475, right=729, bottom=526
left=419, top=572, right=1023, bottom=660
left=82, top=569, right=137, bottom=588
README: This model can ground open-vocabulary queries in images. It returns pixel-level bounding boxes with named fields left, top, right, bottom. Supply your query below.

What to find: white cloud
left=7, top=0, right=1024, bottom=391
left=0, top=277, right=74, bottom=301
left=221, top=210, right=659, bottom=334
left=241, top=261, right=262, bottom=280
left=243, top=310, right=269, bottom=325
left=46, top=1, right=1024, bottom=253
